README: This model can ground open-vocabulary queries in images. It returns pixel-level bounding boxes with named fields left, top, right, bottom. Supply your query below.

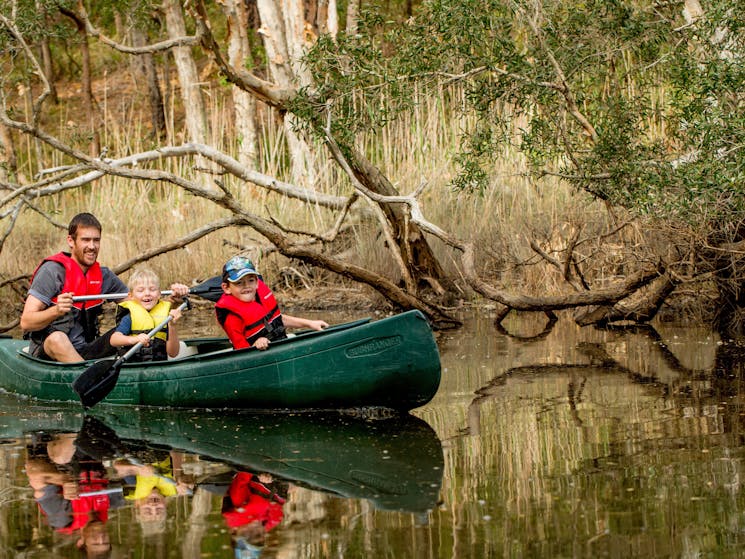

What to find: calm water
left=2, top=309, right=745, bottom=558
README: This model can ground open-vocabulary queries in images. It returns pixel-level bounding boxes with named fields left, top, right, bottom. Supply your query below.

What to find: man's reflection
left=24, top=430, right=124, bottom=558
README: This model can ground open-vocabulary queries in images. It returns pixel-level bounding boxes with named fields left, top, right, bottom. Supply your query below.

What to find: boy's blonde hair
left=128, top=268, right=161, bottom=292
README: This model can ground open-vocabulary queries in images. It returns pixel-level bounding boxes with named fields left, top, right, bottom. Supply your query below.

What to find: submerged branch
left=461, top=241, right=661, bottom=312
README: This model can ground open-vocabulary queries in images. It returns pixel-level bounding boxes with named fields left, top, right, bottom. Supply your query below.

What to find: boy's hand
left=169, top=308, right=182, bottom=323
left=308, top=319, right=329, bottom=331
left=134, top=333, right=151, bottom=346
left=168, top=283, right=190, bottom=302
left=254, top=337, right=270, bottom=350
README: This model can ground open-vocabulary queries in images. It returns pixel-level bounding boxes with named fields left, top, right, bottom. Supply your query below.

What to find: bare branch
left=1, top=163, right=93, bottom=208
left=78, top=3, right=202, bottom=54
left=0, top=12, right=51, bottom=125
left=322, top=125, right=464, bottom=250
left=462, top=241, right=661, bottom=311
left=0, top=318, right=19, bottom=334
left=0, top=122, right=347, bottom=211
left=111, top=216, right=246, bottom=275
left=529, top=238, right=584, bottom=292
left=0, top=202, right=21, bottom=253
left=191, top=0, right=293, bottom=107
left=517, top=2, right=599, bottom=142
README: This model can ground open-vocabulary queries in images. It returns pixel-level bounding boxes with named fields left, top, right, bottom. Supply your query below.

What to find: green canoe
left=0, top=310, right=441, bottom=411
left=0, top=394, right=444, bottom=512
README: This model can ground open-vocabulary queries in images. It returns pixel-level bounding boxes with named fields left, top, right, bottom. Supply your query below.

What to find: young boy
left=215, top=256, right=328, bottom=350
left=110, top=268, right=190, bottom=361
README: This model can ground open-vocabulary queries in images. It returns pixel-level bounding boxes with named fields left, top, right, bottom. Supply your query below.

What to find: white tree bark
left=225, top=0, right=259, bottom=168
left=256, top=0, right=316, bottom=187
left=163, top=0, right=209, bottom=144
left=682, top=0, right=703, bottom=24
left=325, top=0, right=338, bottom=38
left=345, top=0, right=359, bottom=35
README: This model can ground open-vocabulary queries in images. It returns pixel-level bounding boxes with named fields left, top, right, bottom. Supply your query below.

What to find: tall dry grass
left=1, top=79, right=630, bottom=319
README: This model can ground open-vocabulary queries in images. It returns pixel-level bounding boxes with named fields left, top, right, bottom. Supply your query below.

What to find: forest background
left=0, top=0, right=743, bottom=337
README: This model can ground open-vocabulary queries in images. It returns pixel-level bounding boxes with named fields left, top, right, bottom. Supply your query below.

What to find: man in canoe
left=21, top=213, right=127, bottom=362
left=215, top=255, right=328, bottom=350
left=20, top=213, right=186, bottom=363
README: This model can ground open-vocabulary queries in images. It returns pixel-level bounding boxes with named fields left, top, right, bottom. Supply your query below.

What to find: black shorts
left=31, top=327, right=117, bottom=361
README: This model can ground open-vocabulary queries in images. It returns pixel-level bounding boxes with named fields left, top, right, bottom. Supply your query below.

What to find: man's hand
left=133, top=333, right=151, bottom=347
left=55, top=292, right=75, bottom=316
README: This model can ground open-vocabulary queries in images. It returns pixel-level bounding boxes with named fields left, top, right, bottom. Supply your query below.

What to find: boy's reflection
left=113, top=452, right=193, bottom=536
left=220, top=471, right=289, bottom=558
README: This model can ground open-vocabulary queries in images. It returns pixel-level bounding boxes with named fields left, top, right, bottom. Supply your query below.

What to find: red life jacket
left=39, top=252, right=104, bottom=309
left=50, top=470, right=111, bottom=534
left=221, top=472, right=285, bottom=530
left=30, top=252, right=104, bottom=343
left=215, top=280, right=286, bottom=346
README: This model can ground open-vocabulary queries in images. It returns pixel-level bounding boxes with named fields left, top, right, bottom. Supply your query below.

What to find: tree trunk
left=319, top=0, right=337, bottom=37
left=711, top=248, right=745, bottom=340
left=345, top=147, right=452, bottom=295
left=130, top=27, right=167, bottom=140
left=60, top=7, right=99, bottom=155
left=39, top=39, right=57, bottom=104
left=256, top=0, right=316, bottom=186
left=345, top=0, right=359, bottom=35
left=37, top=0, right=58, bottom=105
left=0, top=123, right=17, bottom=183
left=163, top=0, right=209, bottom=144
left=225, top=0, right=259, bottom=168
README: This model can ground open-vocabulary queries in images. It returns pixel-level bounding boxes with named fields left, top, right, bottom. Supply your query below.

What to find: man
left=20, top=213, right=128, bottom=362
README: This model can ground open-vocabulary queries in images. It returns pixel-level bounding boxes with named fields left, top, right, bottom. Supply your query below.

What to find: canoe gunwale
left=12, top=316, right=376, bottom=368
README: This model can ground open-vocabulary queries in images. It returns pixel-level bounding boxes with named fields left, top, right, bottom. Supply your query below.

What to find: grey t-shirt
left=27, top=260, right=127, bottom=351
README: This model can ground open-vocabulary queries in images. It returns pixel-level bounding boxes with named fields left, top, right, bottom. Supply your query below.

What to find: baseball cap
left=234, top=537, right=262, bottom=559
left=223, top=256, right=259, bottom=283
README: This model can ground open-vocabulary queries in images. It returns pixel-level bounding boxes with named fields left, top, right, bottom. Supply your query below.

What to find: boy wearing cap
left=215, top=256, right=328, bottom=350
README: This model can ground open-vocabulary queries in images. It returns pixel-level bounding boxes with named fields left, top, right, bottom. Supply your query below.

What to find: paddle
left=72, top=298, right=191, bottom=409
left=71, top=275, right=224, bottom=303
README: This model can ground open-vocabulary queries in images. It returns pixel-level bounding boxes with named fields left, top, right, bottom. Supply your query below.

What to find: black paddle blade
left=72, top=358, right=122, bottom=408
left=189, top=276, right=224, bottom=302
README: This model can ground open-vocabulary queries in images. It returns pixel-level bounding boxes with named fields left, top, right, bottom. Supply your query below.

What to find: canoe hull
left=0, top=310, right=441, bottom=411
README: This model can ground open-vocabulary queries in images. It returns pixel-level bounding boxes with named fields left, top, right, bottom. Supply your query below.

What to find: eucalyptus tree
left=296, top=0, right=744, bottom=332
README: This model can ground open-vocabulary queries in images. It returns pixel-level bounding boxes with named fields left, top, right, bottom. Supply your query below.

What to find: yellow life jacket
left=117, top=300, right=172, bottom=342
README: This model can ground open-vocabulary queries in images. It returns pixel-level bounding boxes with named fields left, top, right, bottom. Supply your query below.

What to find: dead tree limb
left=78, top=2, right=202, bottom=54
left=110, top=216, right=247, bottom=276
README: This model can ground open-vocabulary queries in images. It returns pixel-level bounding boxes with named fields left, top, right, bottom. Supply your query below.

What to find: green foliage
left=300, top=0, right=744, bottom=236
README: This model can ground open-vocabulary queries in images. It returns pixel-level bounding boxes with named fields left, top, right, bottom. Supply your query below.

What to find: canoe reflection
left=0, top=394, right=443, bottom=515
left=92, top=406, right=444, bottom=513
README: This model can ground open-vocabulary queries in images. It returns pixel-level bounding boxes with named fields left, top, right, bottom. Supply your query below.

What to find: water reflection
left=0, top=395, right=443, bottom=558
left=421, top=313, right=745, bottom=558
left=9, top=310, right=745, bottom=558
